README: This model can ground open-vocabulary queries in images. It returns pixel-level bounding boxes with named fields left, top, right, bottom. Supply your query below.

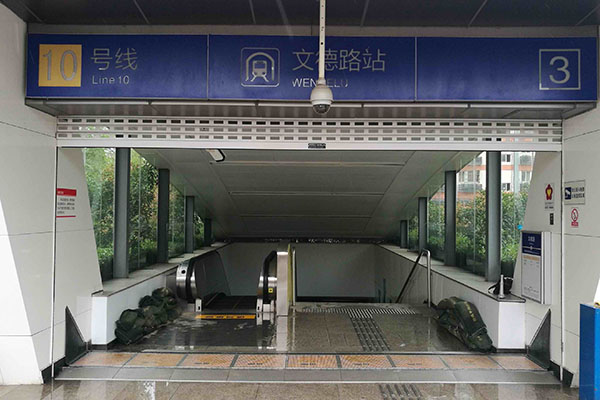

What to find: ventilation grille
left=55, top=117, right=562, bottom=151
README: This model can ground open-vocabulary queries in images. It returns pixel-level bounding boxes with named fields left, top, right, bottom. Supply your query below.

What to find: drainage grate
left=301, top=306, right=419, bottom=318
left=379, top=383, right=423, bottom=400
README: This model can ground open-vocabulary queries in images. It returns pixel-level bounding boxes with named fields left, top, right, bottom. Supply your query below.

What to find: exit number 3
left=38, top=44, right=82, bottom=87
left=539, top=49, right=580, bottom=91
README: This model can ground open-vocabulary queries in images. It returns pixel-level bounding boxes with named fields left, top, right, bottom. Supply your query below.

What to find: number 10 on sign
left=38, top=44, right=82, bottom=87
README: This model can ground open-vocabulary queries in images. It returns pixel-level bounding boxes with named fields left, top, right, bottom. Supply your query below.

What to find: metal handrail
left=395, top=249, right=432, bottom=308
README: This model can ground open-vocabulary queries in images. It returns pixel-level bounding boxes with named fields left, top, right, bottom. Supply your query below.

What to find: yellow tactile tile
left=389, top=355, right=447, bottom=370
left=441, top=355, right=501, bottom=370
left=287, top=355, right=338, bottom=369
left=124, top=353, right=184, bottom=367
left=339, top=355, right=392, bottom=369
left=180, top=354, right=235, bottom=369
left=234, top=354, right=286, bottom=369
left=73, top=352, right=134, bottom=367
left=492, top=356, right=545, bottom=371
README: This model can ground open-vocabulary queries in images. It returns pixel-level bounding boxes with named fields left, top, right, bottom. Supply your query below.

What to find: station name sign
left=27, top=34, right=597, bottom=101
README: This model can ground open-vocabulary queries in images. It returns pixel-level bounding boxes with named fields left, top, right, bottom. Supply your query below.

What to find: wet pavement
left=112, top=303, right=466, bottom=354
left=0, top=381, right=580, bottom=400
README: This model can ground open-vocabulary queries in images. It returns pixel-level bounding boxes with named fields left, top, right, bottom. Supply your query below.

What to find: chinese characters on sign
left=56, top=188, right=77, bottom=218
left=91, top=48, right=138, bottom=71
left=292, top=48, right=386, bottom=72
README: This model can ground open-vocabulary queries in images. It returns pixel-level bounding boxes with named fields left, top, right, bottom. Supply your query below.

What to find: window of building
left=456, top=152, right=486, bottom=276
left=502, top=182, right=511, bottom=192
left=84, top=148, right=116, bottom=281
left=501, top=153, right=512, bottom=163
left=521, top=170, right=532, bottom=182
left=128, top=150, right=158, bottom=272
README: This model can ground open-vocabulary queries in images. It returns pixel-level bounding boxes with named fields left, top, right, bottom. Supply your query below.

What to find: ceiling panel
left=473, top=0, right=600, bottom=26
left=137, top=0, right=254, bottom=25
left=8, top=0, right=600, bottom=25
left=214, top=164, right=401, bottom=193
left=241, top=216, right=369, bottom=235
left=231, top=193, right=382, bottom=216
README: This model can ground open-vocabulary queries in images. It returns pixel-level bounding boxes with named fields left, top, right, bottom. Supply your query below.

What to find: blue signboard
left=208, top=35, right=415, bottom=100
left=417, top=37, right=597, bottom=101
left=26, top=34, right=597, bottom=102
left=27, top=34, right=208, bottom=98
left=521, top=231, right=542, bottom=256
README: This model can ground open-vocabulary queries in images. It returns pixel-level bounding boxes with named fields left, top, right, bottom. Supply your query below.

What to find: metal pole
left=113, top=148, right=130, bottom=278
left=445, top=171, right=457, bottom=266
left=184, top=196, right=195, bottom=254
left=425, top=250, right=432, bottom=308
left=418, top=197, right=428, bottom=252
left=203, top=217, right=212, bottom=247
left=318, top=0, right=326, bottom=80
left=157, top=168, right=170, bottom=263
left=400, top=220, right=408, bottom=248
left=486, top=151, right=502, bottom=282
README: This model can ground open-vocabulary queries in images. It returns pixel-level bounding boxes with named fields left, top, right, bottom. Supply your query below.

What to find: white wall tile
left=0, top=336, right=43, bottom=384
left=0, top=235, right=31, bottom=336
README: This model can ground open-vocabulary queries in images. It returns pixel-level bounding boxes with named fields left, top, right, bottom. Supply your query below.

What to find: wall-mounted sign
left=27, top=34, right=208, bottom=98
left=564, top=180, right=586, bottom=205
left=56, top=188, right=77, bottom=218
left=521, top=231, right=552, bottom=304
left=571, top=207, right=580, bottom=228
left=544, top=183, right=555, bottom=211
left=27, top=34, right=598, bottom=101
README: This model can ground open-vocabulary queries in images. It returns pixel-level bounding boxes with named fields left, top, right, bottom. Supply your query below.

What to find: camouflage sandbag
left=140, top=306, right=160, bottom=333
left=436, top=297, right=493, bottom=352
left=152, top=287, right=174, bottom=301
left=115, top=309, right=141, bottom=331
left=139, top=294, right=163, bottom=308
left=115, top=325, right=144, bottom=345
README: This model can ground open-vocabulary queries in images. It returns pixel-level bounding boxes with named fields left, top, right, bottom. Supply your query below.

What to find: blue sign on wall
left=27, top=34, right=208, bottom=98
left=417, top=37, right=597, bottom=101
left=522, top=231, right=542, bottom=256
left=26, top=34, right=597, bottom=102
left=208, top=35, right=415, bottom=100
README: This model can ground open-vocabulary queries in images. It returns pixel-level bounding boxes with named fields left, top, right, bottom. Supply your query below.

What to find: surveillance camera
left=310, top=79, right=333, bottom=114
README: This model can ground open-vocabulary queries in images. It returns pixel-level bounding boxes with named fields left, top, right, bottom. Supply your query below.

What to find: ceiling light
left=206, top=149, right=225, bottom=162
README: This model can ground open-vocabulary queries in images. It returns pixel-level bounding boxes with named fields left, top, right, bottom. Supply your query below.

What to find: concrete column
left=444, top=171, right=457, bottom=266
left=400, top=220, right=408, bottom=248
left=203, top=218, right=212, bottom=247
left=157, top=169, right=170, bottom=263
left=486, top=151, right=502, bottom=282
left=418, top=197, right=428, bottom=252
left=185, top=196, right=195, bottom=254
left=113, top=148, right=130, bottom=278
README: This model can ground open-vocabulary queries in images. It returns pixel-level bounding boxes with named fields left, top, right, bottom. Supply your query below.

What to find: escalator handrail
left=395, top=249, right=432, bottom=307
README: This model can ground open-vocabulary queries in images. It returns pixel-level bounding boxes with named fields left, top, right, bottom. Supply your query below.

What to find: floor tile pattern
left=180, top=354, right=235, bottom=369
left=287, top=355, right=338, bottom=369
left=234, top=355, right=286, bottom=369
left=339, top=355, right=393, bottom=369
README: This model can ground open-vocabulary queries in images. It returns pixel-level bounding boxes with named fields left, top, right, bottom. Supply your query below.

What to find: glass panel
left=456, top=152, right=486, bottom=276
left=501, top=151, right=535, bottom=277
left=129, top=150, right=158, bottom=272
left=194, top=211, right=205, bottom=248
left=408, top=214, right=419, bottom=251
left=427, top=184, right=445, bottom=261
left=168, top=184, right=185, bottom=258
left=83, top=148, right=115, bottom=281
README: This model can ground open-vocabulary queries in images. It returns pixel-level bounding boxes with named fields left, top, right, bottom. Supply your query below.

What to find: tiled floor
left=59, top=352, right=557, bottom=385
left=0, top=381, right=580, bottom=400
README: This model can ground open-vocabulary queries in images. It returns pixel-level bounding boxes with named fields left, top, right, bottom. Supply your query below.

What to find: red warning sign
left=56, top=188, right=77, bottom=218
left=571, top=207, right=579, bottom=228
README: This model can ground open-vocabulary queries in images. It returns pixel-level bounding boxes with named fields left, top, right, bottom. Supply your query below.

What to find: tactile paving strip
left=379, top=383, right=423, bottom=400
left=234, top=354, right=286, bottom=369
left=287, top=355, right=338, bottom=369
left=180, top=354, right=235, bottom=369
left=389, top=355, right=447, bottom=370
left=339, top=355, right=392, bottom=369
left=124, top=353, right=184, bottom=368
left=302, top=306, right=419, bottom=317
left=73, top=352, right=134, bottom=367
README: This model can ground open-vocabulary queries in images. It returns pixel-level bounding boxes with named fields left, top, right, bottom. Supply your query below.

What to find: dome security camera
left=310, top=78, right=333, bottom=114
